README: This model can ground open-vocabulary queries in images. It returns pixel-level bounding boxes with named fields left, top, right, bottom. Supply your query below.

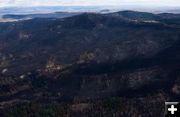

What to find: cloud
left=0, top=0, right=180, bottom=7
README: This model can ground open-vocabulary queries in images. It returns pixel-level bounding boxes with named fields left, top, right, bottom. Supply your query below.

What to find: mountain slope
left=0, top=11, right=180, bottom=116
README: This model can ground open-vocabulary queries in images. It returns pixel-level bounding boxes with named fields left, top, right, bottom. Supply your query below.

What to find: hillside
left=0, top=11, right=180, bottom=117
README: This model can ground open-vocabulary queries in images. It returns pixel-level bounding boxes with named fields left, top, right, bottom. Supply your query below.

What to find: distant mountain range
left=0, top=6, right=111, bottom=16
left=2, top=12, right=81, bottom=20
left=0, top=6, right=180, bottom=23
left=0, top=6, right=114, bottom=22
left=1, top=6, right=180, bottom=16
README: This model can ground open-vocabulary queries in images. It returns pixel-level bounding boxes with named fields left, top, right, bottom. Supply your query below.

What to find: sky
left=0, top=0, right=180, bottom=7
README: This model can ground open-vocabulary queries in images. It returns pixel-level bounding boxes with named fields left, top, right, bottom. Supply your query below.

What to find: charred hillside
left=0, top=11, right=180, bottom=117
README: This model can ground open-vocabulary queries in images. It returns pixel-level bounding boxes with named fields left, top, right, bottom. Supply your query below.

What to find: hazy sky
left=0, top=0, right=180, bottom=7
